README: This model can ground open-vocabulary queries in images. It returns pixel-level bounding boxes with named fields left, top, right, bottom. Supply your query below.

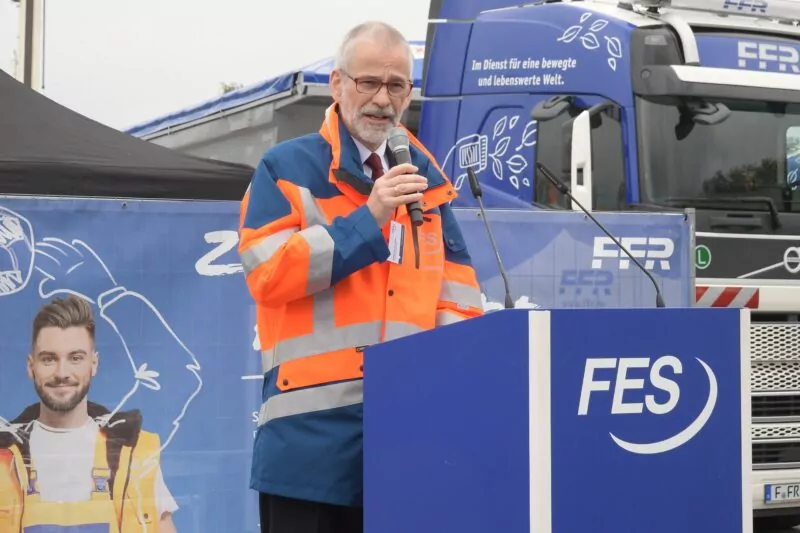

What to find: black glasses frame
left=342, top=71, right=413, bottom=98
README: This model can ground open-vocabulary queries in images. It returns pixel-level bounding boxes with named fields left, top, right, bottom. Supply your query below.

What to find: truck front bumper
left=753, top=468, right=800, bottom=516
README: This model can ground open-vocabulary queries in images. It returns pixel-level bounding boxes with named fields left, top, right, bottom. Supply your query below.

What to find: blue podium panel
left=363, top=308, right=751, bottom=533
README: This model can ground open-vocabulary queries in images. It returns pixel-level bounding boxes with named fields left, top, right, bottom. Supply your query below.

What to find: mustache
left=45, top=377, right=79, bottom=387
left=358, top=106, right=396, bottom=119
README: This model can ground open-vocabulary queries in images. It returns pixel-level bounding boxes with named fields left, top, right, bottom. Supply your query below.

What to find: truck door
left=533, top=95, right=628, bottom=213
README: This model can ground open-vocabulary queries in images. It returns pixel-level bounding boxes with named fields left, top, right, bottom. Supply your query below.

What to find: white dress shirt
left=352, top=137, right=389, bottom=179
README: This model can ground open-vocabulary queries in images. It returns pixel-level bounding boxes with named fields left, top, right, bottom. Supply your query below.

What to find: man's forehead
left=34, top=326, right=93, bottom=347
left=348, top=40, right=410, bottom=75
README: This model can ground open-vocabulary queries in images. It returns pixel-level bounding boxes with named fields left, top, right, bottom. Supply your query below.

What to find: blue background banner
left=0, top=196, right=693, bottom=532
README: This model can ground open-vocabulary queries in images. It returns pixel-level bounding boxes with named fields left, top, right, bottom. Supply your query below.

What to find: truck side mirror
left=568, top=110, right=594, bottom=212
left=531, top=95, right=575, bottom=121
left=558, top=101, right=622, bottom=213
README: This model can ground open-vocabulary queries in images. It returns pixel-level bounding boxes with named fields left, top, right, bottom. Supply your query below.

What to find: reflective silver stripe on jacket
left=436, top=310, right=464, bottom=327
left=240, top=227, right=298, bottom=274
left=257, top=380, right=363, bottom=426
left=384, top=321, right=424, bottom=341
left=240, top=186, right=332, bottom=287
left=261, top=288, right=383, bottom=373
left=255, top=315, right=444, bottom=425
left=439, top=280, right=483, bottom=310
left=260, top=288, right=425, bottom=372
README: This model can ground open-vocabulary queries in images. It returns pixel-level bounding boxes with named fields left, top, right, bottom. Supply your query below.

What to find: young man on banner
left=0, top=295, right=179, bottom=533
left=238, top=20, right=485, bottom=533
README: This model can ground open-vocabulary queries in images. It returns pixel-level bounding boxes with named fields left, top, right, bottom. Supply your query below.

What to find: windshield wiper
left=660, top=196, right=782, bottom=230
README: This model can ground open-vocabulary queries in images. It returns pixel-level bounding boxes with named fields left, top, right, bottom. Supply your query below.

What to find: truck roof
left=464, top=0, right=800, bottom=38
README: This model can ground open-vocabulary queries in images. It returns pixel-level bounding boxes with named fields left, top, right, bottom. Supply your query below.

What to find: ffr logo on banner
left=591, top=237, right=674, bottom=271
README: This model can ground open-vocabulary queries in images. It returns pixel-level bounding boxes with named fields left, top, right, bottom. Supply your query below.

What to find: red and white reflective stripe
left=695, top=286, right=759, bottom=308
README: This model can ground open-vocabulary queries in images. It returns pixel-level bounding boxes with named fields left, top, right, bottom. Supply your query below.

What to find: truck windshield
left=635, top=96, right=800, bottom=213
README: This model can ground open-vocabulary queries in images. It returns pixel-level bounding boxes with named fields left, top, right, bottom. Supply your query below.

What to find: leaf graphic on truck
left=516, top=121, right=538, bottom=152
left=442, top=115, right=536, bottom=192
left=606, top=36, right=623, bottom=71
left=558, top=25, right=583, bottom=44
left=507, top=154, right=528, bottom=175
left=492, top=157, right=504, bottom=180
left=494, top=137, right=510, bottom=158
left=605, top=36, right=623, bottom=58
left=493, top=116, right=507, bottom=139
left=580, top=32, right=600, bottom=50
left=555, top=11, right=624, bottom=72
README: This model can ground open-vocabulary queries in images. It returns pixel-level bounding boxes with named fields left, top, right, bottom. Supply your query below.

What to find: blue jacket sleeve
left=239, top=156, right=390, bottom=306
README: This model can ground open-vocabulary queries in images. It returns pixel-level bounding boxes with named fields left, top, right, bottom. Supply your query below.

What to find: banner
left=0, top=196, right=693, bottom=532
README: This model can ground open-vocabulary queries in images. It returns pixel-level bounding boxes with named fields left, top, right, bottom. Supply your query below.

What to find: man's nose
left=372, top=85, right=392, bottom=106
left=54, top=360, right=71, bottom=379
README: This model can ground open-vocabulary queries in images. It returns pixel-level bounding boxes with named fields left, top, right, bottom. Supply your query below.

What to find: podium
left=363, top=308, right=752, bottom=533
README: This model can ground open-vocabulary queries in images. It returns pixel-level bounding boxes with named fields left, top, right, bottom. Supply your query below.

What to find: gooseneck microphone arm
left=467, top=166, right=514, bottom=309
left=536, top=162, right=666, bottom=308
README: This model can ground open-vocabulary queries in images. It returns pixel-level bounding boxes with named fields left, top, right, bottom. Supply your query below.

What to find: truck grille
left=753, top=395, right=800, bottom=418
left=751, top=322, right=800, bottom=468
left=753, top=442, right=800, bottom=465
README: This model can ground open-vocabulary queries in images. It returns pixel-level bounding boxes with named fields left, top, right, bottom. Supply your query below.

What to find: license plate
left=765, top=483, right=800, bottom=503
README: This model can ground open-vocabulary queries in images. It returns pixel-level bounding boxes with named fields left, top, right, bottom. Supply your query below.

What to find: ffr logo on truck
left=723, top=0, right=768, bottom=14
left=591, top=237, right=674, bottom=271
left=578, top=355, right=718, bottom=454
left=738, top=40, right=800, bottom=73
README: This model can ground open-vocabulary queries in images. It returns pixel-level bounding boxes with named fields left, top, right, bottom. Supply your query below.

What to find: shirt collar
left=352, top=137, right=387, bottom=164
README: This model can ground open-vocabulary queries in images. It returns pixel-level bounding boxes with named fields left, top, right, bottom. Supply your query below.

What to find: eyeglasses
left=342, top=72, right=413, bottom=97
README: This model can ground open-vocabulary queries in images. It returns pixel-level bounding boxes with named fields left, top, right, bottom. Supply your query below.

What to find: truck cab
left=419, top=0, right=800, bottom=528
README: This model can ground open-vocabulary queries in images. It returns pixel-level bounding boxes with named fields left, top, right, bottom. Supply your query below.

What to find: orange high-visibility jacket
left=238, top=103, right=484, bottom=507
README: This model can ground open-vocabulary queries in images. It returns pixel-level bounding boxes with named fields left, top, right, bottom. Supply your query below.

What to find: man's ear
left=26, top=354, right=33, bottom=379
left=330, top=69, right=343, bottom=101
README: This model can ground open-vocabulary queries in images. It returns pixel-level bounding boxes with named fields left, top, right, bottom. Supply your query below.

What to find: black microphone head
left=466, top=167, right=483, bottom=199
left=387, top=127, right=410, bottom=155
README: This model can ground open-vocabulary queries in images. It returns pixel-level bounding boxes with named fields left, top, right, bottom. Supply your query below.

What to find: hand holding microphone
left=366, top=164, right=428, bottom=227
left=366, top=127, right=429, bottom=269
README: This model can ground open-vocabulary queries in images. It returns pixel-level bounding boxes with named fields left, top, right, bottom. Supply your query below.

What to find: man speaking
left=238, top=20, right=484, bottom=533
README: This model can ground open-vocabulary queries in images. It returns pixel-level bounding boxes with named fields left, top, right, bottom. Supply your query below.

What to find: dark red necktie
left=364, top=153, right=384, bottom=180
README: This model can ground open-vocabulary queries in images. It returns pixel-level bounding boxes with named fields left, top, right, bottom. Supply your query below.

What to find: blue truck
left=418, top=0, right=800, bottom=527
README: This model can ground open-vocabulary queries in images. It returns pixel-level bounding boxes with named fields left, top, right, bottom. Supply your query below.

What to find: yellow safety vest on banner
left=0, top=425, right=162, bottom=532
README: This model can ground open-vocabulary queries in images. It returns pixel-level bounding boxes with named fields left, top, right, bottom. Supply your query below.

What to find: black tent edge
left=1, top=68, right=255, bottom=202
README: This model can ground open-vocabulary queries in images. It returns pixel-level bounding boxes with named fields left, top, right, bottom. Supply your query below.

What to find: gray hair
left=334, top=21, right=415, bottom=79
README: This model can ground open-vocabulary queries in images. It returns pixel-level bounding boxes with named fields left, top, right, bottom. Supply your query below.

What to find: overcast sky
left=0, top=0, right=429, bottom=131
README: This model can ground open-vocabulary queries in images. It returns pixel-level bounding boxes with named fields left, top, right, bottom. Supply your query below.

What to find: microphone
left=535, top=162, right=666, bottom=308
left=466, top=166, right=514, bottom=309
left=387, top=127, right=424, bottom=269
left=387, top=128, right=424, bottom=227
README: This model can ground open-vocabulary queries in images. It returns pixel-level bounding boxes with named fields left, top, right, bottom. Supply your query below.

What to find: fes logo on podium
left=577, top=355, right=718, bottom=455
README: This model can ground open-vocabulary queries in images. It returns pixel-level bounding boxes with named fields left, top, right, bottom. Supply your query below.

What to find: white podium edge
left=740, top=308, right=754, bottom=533
left=529, top=310, right=552, bottom=533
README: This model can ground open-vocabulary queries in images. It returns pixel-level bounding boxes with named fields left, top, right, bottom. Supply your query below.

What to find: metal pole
left=15, top=0, right=43, bottom=90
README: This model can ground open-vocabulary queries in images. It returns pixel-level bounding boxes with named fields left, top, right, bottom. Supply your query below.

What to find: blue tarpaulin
left=125, top=41, right=426, bottom=139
